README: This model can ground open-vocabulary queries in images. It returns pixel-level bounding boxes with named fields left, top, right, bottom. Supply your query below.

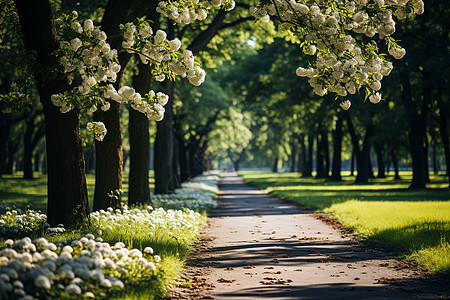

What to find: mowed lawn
left=0, top=172, right=155, bottom=212
left=239, top=171, right=450, bottom=275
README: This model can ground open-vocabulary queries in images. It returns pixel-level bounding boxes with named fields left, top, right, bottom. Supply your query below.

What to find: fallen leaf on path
left=225, top=267, right=234, bottom=271
left=263, top=271, right=281, bottom=274
left=354, top=277, right=360, bottom=280
left=217, top=278, right=235, bottom=283
left=243, top=265, right=255, bottom=269
left=264, top=267, right=274, bottom=269
left=294, top=269, right=302, bottom=272
left=270, top=259, right=279, bottom=263
left=375, top=277, right=402, bottom=285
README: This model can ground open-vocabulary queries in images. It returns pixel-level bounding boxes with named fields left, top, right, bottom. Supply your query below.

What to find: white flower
left=34, top=275, right=51, bottom=289
left=339, top=100, right=351, bottom=110
left=84, top=19, right=94, bottom=32
left=101, top=102, right=111, bottom=111
left=65, top=284, right=82, bottom=295
left=154, top=30, right=167, bottom=44
left=369, top=92, right=382, bottom=104
left=169, top=38, right=181, bottom=51
left=69, top=38, right=82, bottom=52
left=154, top=255, right=161, bottom=263
left=144, top=247, right=154, bottom=254
left=303, top=44, right=316, bottom=56
left=70, top=21, right=83, bottom=34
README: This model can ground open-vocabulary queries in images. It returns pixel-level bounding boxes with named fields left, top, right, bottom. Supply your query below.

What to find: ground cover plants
left=239, top=171, right=450, bottom=275
left=0, top=173, right=219, bottom=299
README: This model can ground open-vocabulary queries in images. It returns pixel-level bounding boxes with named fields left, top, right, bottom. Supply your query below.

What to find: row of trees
left=0, top=0, right=437, bottom=227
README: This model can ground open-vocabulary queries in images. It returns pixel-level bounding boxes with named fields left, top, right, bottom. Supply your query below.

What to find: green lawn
left=0, top=172, right=155, bottom=212
left=239, top=171, right=450, bottom=275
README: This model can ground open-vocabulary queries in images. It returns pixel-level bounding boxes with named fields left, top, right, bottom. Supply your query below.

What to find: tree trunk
left=23, top=123, right=34, bottom=179
left=316, top=131, right=327, bottom=178
left=93, top=100, right=123, bottom=210
left=432, top=142, right=438, bottom=174
left=14, top=0, right=89, bottom=226
left=154, top=80, right=175, bottom=194
left=437, top=85, right=450, bottom=180
left=350, top=147, right=355, bottom=176
left=272, top=155, right=278, bottom=173
left=303, top=135, right=313, bottom=177
left=297, top=134, right=306, bottom=176
left=290, top=137, right=296, bottom=172
left=399, top=68, right=428, bottom=189
left=330, top=115, right=343, bottom=181
left=374, top=142, right=386, bottom=178
left=172, top=131, right=181, bottom=187
left=391, top=150, right=401, bottom=180
left=355, top=125, right=373, bottom=183
left=128, top=62, right=151, bottom=206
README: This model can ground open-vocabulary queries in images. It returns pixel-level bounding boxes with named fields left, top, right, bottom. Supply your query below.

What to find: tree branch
left=220, top=16, right=254, bottom=30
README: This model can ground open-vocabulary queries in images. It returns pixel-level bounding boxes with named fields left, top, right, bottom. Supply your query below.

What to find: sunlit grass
left=240, top=171, right=450, bottom=275
left=0, top=172, right=155, bottom=212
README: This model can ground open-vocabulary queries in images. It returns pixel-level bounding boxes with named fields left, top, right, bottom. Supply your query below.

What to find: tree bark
left=374, top=142, right=386, bottom=178
left=290, top=137, right=297, bottom=172
left=154, top=80, right=176, bottom=194
left=272, top=155, right=278, bottom=173
left=128, top=62, right=151, bottom=206
left=437, top=85, right=450, bottom=180
left=355, top=125, right=373, bottom=183
left=14, top=0, right=89, bottom=226
left=330, top=115, right=343, bottom=181
left=391, top=150, right=401, bottom=180
left=399, top=68, right=428, bottom=188
left=316, top=131, right=327, bottom=178
left=297, top=134, right=306, bottom=176
left=303, top=134, right=313, bottom=177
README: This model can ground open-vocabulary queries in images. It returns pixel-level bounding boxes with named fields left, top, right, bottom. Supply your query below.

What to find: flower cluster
left=119, top=21, right=206, bottom=86
left=250, top=0, right=424, bottom=107
left=51, top=11, right=120, bottom=114
left=90, top=206, right=205, bottom=241
left=0, top=234, right=159, bottom=299
left=156, top=0, right=235, bottom=25
left=0, top=208, right=65, bottom=238
left=86, top=122, right=107, bottom=142
left=103, top=85, right=169, bottom=121
left=152, top=173, right=219, bottom=210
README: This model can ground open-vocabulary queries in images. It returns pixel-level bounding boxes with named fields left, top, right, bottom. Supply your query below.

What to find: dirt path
left=169, top=174, right=448, bottom=299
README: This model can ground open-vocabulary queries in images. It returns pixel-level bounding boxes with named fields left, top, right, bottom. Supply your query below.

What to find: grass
left=0, top=172, right=210, bottom=299
left=239, top=170, right=450, bottom=275
left=0, top=172, right=155, bottom=212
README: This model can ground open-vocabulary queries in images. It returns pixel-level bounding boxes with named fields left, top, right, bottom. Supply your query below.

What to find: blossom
left=34, top=275, right=51, bottom=289
left=340, top=100, right=351, bottom=110
left=369, top=92, right=382, bottom=104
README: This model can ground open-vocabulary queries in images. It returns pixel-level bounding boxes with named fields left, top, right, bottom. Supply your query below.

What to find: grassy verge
left=0, top=172, right=155, bottom=212
left=239, top=171, right=450, bottom=276
left=0, top=172, right=218, bottom=299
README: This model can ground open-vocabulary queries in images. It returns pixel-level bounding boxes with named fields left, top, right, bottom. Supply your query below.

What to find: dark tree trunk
left=432, top=143, right=438, bottom=174
left=424, top=135, right=430, bottom=183
left=298, top=134, right=306, bottom=176
left=172, top=131, right=181, bottom=187
left=272, top=156, right=278, bottom=173
left=316, top=131, right=327, bottom=178
left=93, top=0, right=159, bottom=208
left=178, top=133, right=190, bottom=182
left=374, top=142, right=386, bottom=178
left=14, top=0, right=89, bottom=226
left=330, top=115, right=343, bottom=181
left=391, top=150, right=401, bottom=180
left=303, top=135, right=313, bottom=177
left=290, top=137, right=297, bottom=172
left=436, top=85, right=450, bottom=179
left=355, top=125, right=373, bottom=183
left=128, top=62, right=151, bottom=206
left=23, top=123, right=34, bottom=179
left=93, top=100, right=123, bottom=210
left=399, top=68, right=429, bottom=189
left=155, top=80, right=176, bottom=194
left=85, top=148, right=95, bottom=173
left=5, top=141, right=18, bottom=175
left=350, top=147, right=355, bottom=176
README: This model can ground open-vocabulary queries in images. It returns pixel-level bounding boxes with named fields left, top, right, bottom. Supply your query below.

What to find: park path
left=169, top=173, right=446, bottom=299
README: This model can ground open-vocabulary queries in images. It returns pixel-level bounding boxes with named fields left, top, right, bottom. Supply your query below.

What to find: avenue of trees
left=0, top=0, right=444, bottom=227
